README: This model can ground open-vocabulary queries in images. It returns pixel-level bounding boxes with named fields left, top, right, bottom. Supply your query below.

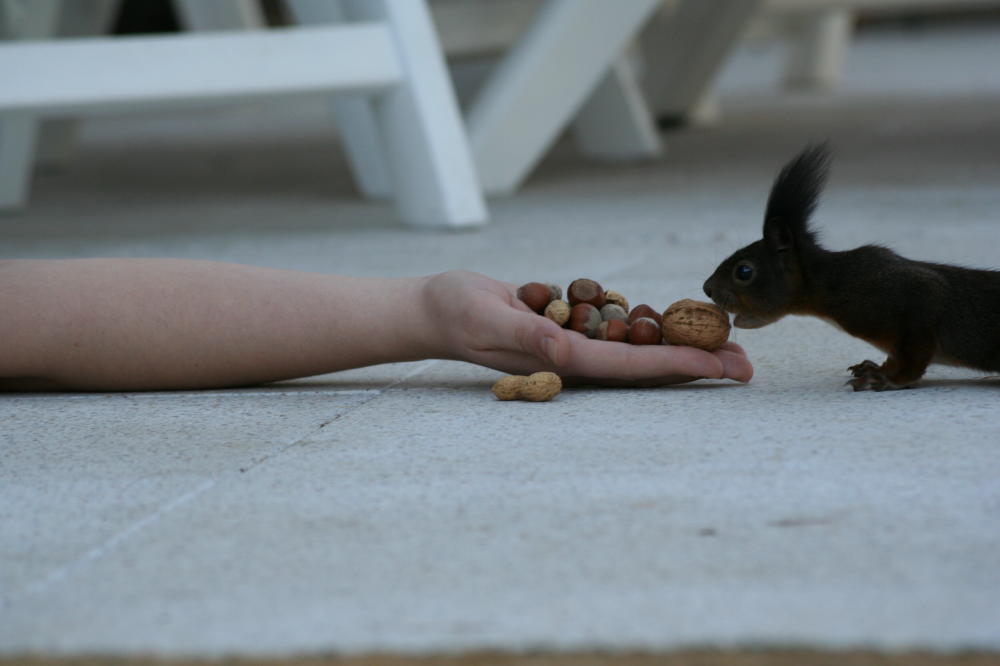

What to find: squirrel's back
left=927, top=262, right=1000, bottom=371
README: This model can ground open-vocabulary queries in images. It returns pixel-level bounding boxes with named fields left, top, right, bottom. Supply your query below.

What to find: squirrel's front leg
left=847, top=334, right=934, bottom=391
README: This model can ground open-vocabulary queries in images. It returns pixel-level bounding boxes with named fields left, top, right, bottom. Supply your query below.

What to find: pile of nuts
left=516, top=278, right=730, bottom=351
left=491, top=279, right=731, bottom=402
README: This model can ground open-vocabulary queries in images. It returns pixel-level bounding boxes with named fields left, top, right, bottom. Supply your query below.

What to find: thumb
left=536, top=326, right=571, bottom=367
left=496, top=307, right=571, bottom=367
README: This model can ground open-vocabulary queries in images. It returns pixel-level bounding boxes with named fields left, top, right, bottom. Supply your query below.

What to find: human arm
left=0, top=259, right=752, bottom=391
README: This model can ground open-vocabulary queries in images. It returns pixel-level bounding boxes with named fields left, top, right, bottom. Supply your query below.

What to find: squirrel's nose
left=703, top=280, right=713, bottom=299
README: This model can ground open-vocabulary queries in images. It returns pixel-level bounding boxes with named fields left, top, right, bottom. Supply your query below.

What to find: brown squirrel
left=703, top=143, right=1000, bottom=391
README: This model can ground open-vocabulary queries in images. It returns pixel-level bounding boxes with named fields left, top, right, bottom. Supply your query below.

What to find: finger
left=477, top=339, right=753, bottom=386
left=717, top=341, right=747, bottom=357
left=474, top=299, right=570, bottom=366
left=562, top=374, right=699, bottom=388
left=714, top=346, right=754, bottom=382
left=469, top=349, right=558, bottom=377
left=560, top=336, right=726, bottom=381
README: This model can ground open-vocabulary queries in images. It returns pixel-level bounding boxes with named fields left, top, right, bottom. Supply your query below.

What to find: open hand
left=421, top=270, right=753, bottom=386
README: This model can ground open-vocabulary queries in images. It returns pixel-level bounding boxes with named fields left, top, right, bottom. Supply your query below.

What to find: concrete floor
left=2, top=20, right=1000, bottom=659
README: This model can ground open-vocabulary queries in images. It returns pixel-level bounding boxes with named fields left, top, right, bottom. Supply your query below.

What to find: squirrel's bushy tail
left=764, top=143, right=831, bottom=240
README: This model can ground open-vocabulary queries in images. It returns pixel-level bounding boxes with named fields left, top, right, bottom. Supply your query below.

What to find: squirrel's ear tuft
left=763, top=216, right=794, bottom=253
left=763, top=143, right=830, bottom=248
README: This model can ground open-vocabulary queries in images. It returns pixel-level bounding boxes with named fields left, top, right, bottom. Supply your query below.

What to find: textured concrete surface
left=3, top=653, right=1000, bottom=666
left=2, top=21, right=1000, bottom=658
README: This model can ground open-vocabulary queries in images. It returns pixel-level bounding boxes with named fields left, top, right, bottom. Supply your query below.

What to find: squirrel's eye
left=733, top=261, right=755, bottom=284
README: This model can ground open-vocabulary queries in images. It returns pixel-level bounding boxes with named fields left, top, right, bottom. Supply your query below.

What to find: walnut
left=661, top=299, right=730, bottom=351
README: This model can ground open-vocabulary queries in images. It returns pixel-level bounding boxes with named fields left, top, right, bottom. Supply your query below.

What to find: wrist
left=398, top=273, right=446, bottom=361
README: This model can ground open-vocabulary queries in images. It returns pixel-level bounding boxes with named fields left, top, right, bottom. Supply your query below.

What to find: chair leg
left=571, top=54, right=662, bottom=162
left=175, top=0, right=393, bottom=202
left=640, top=0, right=761, bottom=122
left=0, top=0, right=60, bottom=210
left=0, top=115, right=39, bottom=210
left=343, top=0, right=487, bottom=228
left=326, top=98, right=394, bottom=200
left=286, top=0, right=393, bottom=200
left=782, top=9, right=853, bottom=91
left=466, top=0, right=661, bottom=195
left=172, top=0, right=264, bottom=30
left=35, top=0, right=121, bottom=169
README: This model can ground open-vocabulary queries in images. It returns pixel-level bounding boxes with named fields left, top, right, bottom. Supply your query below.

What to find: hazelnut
left=604, top=290, right=630, bottom=312
left=519, top=372, right=562, bottom=401
left=661, top=299, right=731, bottom=351
left=544, top=300, right=571, bottom=326
left=600, top=304, right=628, bottom=322
left=517, top=282, right=553, bottom=314
left=568, top=303, right=602, bottom=338
left=628, top=317, right=662, bottom=345
left=492, top=375, right=525, bottom=401
left=597, top=319, right=629, bottom=342
left=628, top=304, right=663, bottom=327
left=545, top=283, right=563, bottom=302
left=567, top=278, right=606, bottom=308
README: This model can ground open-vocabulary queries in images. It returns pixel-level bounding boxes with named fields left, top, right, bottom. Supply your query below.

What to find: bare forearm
left=0, top=259, right=437, bottom=391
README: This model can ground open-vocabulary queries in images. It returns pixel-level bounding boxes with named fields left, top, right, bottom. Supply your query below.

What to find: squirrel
left=702, top=143, right=1000, bottom=391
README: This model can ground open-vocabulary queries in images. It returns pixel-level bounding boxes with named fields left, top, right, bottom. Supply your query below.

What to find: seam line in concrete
left=0, top=478, right=216, bottom=610
left=0, top=360, right=441, bottom=611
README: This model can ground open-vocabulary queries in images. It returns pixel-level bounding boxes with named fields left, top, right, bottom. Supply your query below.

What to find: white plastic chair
left=0, top=0, right=487, bottom=229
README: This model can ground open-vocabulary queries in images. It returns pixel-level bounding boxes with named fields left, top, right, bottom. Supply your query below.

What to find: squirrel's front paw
left=846, top=361, right=906, bottom=391
left=848, top=360, right=880, bottom=377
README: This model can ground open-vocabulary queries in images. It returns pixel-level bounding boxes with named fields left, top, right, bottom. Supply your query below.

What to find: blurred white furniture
left=765, top=0, right=1000, bottom=90
left=778, top=7, right=854, bottom=90
left=0, top=0, right=59, bottom=211
left=8, top=0, right=989, bottom=223
left=439, top=0, right=1000, bottom=192
left=178, top=0, right=419, bottom=203
left=463, top=0, right=663, bottom=194
left=153, top=0, right=686, bottom=197
left=292, top=0, right=665, bottom=196
left=0, top=0, right=487, bottom=229
left=439, top=0, right=762, bottom=192
left=638, top=0, right=763, bottom=123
